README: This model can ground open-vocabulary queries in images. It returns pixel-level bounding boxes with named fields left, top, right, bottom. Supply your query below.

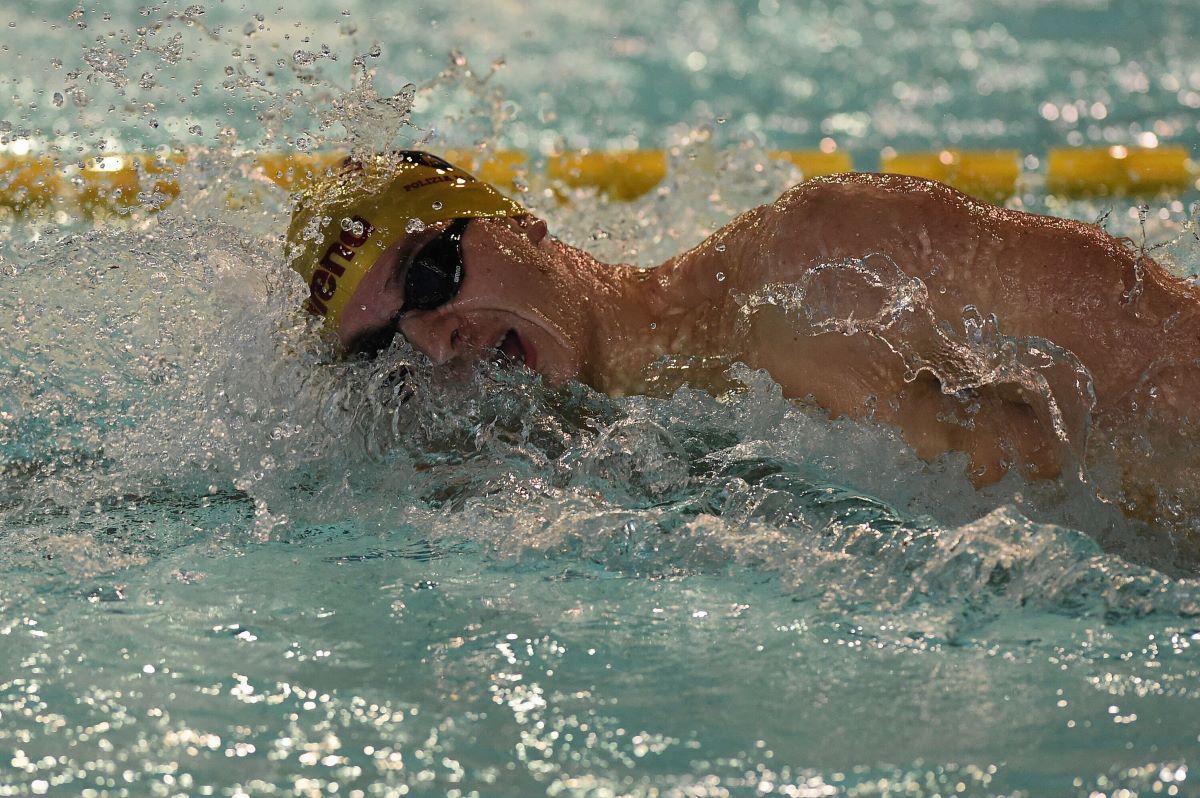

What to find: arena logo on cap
left=305, top=214, right=374, bottom=317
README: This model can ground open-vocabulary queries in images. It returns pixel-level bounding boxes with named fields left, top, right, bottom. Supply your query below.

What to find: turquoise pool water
left=2, top=2, right=1200, bottom=797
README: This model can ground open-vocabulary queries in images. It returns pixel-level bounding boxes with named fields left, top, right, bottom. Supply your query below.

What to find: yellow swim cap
left=286, top=150, right=526, bottom=328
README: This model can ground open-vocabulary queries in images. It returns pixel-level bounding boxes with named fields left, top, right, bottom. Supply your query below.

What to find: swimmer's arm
left=727, top=175, right=1096, bottom=483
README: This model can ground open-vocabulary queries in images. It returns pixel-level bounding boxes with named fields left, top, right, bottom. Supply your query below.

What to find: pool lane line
left=0, top=146, right=1195, bottom=213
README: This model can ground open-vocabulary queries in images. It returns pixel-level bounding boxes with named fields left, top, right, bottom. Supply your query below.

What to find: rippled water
left=3, top=2, right=1200, bottom=797
left=3, top=0, right=1200, bottom=154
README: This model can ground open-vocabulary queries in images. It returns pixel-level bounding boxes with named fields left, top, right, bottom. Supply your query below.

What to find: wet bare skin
left=654, top=173, right=1200, bottom=489
left=376, top=173, right=1200, bottom=545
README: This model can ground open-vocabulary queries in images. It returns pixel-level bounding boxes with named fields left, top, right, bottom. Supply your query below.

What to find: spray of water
left=1, top=5, right=1199, bottom=625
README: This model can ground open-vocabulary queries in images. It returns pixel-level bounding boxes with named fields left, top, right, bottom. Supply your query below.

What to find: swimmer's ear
left=518, top=215, right=549, bottom=245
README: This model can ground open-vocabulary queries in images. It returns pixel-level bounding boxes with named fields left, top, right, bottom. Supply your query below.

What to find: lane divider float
left=0, top=146, right=1194, bottom=213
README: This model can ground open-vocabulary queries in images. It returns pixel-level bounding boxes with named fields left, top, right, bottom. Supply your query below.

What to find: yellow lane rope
left=0, top=146, right=1194, bottom=213
left=879, top=150, right=1022, bottom=203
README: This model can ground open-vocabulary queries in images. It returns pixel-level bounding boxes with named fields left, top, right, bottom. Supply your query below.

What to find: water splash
left=2, top=8, right=1200, bottom=797
left=734, top=251, right=1098, bottom=473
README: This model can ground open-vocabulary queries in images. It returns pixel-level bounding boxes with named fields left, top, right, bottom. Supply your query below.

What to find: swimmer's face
left=337, top=215, right=586, bottom=385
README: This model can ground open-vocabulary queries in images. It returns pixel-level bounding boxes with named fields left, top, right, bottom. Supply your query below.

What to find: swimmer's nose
left=398, top=310, right=463, bottom=366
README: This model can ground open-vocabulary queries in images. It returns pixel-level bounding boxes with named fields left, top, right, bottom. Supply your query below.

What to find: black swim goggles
left=349, top=217, right=470, bottom=356
left=401, top=216, right=470, bottom=313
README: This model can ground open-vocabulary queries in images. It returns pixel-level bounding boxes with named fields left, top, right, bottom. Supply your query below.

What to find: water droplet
left=405, top=218, right=425, bottom=234
left=715, top=243, right=726, bottom=252
left=716, top=272, right=726, bottom=282
left=431, top=201, right=443, bottom=211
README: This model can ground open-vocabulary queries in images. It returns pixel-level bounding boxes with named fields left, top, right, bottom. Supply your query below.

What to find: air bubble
left=715, top=243, right=726, bottom=252
left=293, top=50, right=315, bottom=65
left=431, top=201, right=443, bottom=211
left=52, top=92, right=64, bottom=107
left=188, top=124, right=202, bottom=135
left=716, top=272, right=726, bottom=282
left=406, top=218, right=425, bottom=234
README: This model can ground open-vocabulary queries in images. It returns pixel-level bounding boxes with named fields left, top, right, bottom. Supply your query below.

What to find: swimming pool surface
left=2, top=2, right=1199, bottom=796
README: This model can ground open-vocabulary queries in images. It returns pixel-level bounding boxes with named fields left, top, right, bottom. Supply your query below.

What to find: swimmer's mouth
left=494, top=329, right=535, bottom=370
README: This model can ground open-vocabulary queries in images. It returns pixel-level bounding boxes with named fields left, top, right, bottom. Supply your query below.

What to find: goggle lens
left=401, top=217, right=469, bottom=313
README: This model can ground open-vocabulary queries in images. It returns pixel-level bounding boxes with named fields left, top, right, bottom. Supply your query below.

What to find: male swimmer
left=288, top=151, right=1200, bottom=554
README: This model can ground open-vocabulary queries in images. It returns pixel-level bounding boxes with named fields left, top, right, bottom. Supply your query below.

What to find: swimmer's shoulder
left=760, top=172, right=984, bottom=249
left=771, top=172, right=987, bottom=216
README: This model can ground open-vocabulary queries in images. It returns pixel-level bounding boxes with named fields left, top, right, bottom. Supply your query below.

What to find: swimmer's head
left=287, top=149, right=591, bottom=386
left=286, top=150, right=526, bottom=331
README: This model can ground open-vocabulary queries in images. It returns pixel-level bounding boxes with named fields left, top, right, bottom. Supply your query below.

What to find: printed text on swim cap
left=306, top=215, right=374, bottom=317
